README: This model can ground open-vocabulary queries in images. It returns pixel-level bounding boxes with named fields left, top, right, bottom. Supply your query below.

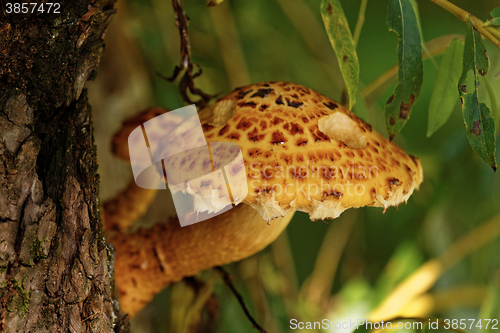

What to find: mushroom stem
left=110, top=203, right=294, bottom=317
left=103, top=180, right=159, bottom=232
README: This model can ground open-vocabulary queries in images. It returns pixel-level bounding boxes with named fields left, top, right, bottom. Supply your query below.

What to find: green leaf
left=409, top=0, right=437, bottom=69
left=484, top=8, right=500, bottom=27
left=207, top=0, right=224, bottom=7
left=385, top=0, right=423, bottom=140
left=353, top=88, right=369, bottom=120
left=458, top=21, right=497, bottom=171
left=483, top=76, right=499, bottom=125
left=427, top=38, right=464, bottom=137
left=321, top=0, right=359, bottom=110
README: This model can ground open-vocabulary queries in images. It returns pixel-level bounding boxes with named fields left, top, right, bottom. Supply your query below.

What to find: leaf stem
left=429, top=0, right=500, bottom=50
left=353, top=0, right=368, bottom=48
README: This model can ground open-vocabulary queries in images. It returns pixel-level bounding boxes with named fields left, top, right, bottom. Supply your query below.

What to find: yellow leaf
left=207, top=0, right=224, bottom=7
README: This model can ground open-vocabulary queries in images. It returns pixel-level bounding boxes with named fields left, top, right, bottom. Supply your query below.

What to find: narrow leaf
left=385, top=0, right=423, bottom=140
left=409, top=0, right=437, bottom=69
left=484, top=8, right=500, bottom=27
left=483, top=76, right=499, bottom=125
left=207, top=0, right=224, bottom=7
left=458, top=21, right=497, bottom=170
left=427, top=38, right=464, bottom=137
left=321, top=0, right=359, bottom=110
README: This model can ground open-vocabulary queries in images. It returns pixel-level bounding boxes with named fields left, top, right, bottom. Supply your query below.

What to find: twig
left=430, top=0, right=500, bottom=50
left=158, top=0, right=216, bottom=109
left=352, top=0, right=368, bottom=48
left=215, top=266, right=268, bottom=333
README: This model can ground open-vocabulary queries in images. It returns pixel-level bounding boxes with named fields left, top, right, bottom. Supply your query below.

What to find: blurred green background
left=86, top=0, right=500, bottom=332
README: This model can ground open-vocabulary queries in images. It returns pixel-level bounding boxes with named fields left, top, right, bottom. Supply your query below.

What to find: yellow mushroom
left=106, top=81, right=423, bottom=316
left=104, top=107, right=183, bottom=232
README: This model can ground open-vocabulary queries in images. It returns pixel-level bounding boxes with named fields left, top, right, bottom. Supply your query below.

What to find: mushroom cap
left=162, top=82, right=423, bottom=221
left=112, top=107, right=181, bottom=162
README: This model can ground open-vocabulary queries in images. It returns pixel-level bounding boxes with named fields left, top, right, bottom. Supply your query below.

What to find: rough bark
left=0, top=0, right=127, bottom=331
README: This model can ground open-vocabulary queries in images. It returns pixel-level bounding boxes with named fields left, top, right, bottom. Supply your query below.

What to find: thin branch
left=158, top=0, right=217, bottom=109
left=352, top=0, right=368, bottom=48
left=430, top=0, right=500, bottom=50
left=215, top=266, right=268, bottom=333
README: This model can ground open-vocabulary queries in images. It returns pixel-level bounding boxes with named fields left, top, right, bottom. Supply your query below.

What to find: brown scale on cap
left=107, top=82, right=423, bottom=317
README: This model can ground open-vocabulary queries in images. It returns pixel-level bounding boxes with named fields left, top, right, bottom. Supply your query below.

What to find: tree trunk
left=0, top=0, right=127, bottom=331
